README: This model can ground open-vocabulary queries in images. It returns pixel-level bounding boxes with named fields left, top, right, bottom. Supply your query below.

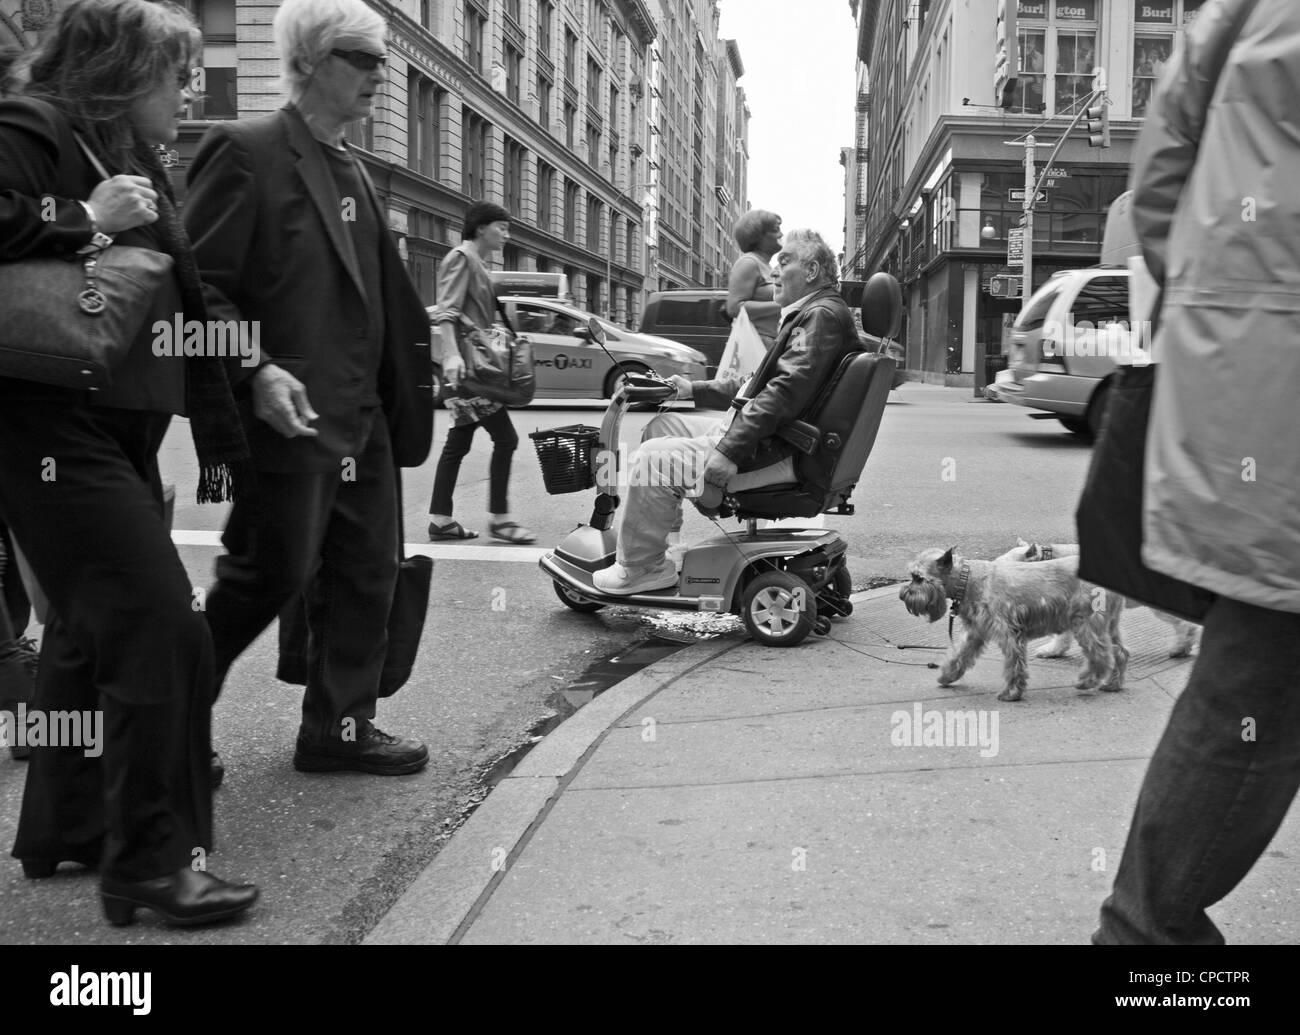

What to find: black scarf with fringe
left=135, top=141, right=249, bottom=503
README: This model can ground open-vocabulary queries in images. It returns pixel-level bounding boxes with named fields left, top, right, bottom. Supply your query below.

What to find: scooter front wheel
left=741, top=571, right=816, bottom=647
left=554, top=580, right=606, bottom=614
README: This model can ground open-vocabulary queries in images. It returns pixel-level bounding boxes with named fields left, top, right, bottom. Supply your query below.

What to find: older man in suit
left=184, top=0, right=432, bottom=775
left=593, top=229, right=860, bottom=595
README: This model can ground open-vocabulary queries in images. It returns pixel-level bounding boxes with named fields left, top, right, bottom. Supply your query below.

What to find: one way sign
left=1009, top=188, right=1048, bottom=204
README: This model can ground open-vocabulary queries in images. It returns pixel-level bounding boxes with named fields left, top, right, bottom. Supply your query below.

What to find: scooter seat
left=692, top=350, right=895, bottom=523
left=729, top=485, right=826, bottom=520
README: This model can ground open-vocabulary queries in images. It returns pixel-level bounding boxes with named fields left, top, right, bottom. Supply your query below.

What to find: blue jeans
left=1094, top=596, right=1300, bottom=944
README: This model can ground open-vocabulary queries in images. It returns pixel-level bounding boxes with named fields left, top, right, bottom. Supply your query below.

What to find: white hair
left=274, top=0, right=386, bottom=101
left=784, top=229, right=840, bottom=287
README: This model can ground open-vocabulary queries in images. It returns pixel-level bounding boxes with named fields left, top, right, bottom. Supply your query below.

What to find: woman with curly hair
left=0, top=0, right=257, bottom=927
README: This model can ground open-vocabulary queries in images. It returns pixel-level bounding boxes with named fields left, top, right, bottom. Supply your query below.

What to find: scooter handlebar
left=621, top=372, right=678, bottom=403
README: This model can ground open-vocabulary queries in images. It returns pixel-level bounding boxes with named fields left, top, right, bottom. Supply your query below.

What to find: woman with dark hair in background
left=428, top=200, right=536, bottom=544
left=0, top=0, right=257, bottom=926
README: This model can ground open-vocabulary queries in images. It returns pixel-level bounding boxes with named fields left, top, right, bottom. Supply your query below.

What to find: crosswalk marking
left=171, top=530, right=546, bottom=562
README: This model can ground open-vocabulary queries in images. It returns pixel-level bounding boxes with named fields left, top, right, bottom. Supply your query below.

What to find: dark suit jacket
left=0, top=96, right=186, bottom=413
left=183, top=105, right=433, bottom=472
left=690, top=286, right=860, bottom=472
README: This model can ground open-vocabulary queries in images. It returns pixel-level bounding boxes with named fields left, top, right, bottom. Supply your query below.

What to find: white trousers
left=618, top=414, right=794, bottom=569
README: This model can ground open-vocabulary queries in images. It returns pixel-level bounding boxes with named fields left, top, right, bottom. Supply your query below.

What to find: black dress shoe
left=211, top=750, right=225, bottom=789
left=20, top=849, right=101, bottom=879
left=101, top=867, right=259, bottom=927
left=293, top=722, right=428, bottom=775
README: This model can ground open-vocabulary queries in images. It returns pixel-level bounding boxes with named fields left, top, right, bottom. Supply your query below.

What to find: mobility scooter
left=533, top=272, right=902, bottom=647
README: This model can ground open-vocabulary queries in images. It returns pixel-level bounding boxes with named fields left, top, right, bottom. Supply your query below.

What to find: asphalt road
left=0, top=384, right=1095, bottom=944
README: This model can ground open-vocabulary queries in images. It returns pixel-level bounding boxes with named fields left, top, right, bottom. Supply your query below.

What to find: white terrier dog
left=900, top=547, right=1128, bottom=702
left=996, top=539, right=1199, bottom=659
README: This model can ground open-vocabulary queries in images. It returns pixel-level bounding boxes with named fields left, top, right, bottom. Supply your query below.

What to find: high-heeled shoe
left=101, top=867, right=259, bottom=927
left=20, top=850, right=102, bottom=879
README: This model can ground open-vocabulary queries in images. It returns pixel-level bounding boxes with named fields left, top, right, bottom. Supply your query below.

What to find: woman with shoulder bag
left=0, top=0, right=257, bottom=927
left=427, top=200, right=536, bottom=544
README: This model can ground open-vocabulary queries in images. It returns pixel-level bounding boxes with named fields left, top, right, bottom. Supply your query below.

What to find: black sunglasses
left=330, top=49, right=386, bottom=72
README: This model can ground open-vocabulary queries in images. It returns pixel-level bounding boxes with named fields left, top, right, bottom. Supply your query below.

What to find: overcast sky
left=716, top=0, right=858, bottom=259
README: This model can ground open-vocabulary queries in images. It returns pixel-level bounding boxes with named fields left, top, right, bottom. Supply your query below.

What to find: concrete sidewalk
left=367, top=586, right=1300, bottom=945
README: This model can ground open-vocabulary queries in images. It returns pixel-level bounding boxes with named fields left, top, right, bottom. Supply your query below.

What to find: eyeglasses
left=330, top=49, right=386, bottom=72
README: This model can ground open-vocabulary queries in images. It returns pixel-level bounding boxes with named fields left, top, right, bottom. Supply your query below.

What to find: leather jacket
left=689, top=286, right=860, bottom=473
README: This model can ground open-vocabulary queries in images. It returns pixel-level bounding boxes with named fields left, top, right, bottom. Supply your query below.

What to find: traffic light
left=1086, top=100, right=1110, bottom=148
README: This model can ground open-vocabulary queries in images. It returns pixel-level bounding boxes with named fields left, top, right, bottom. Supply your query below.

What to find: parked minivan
left=638, top=289, right=731, bottom=376
left=640, top=285, right=908, bottom=388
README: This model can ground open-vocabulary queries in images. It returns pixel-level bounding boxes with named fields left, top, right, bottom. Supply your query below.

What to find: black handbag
left=457, top=297, right=536, bottom=406
left=1076, top=358, right=1214, bottom=625
left=1076, top=0, right=1260, bottom=626
left=276, top=470, right=433, bottom=698
left=0, top=135, right=174, bottom=389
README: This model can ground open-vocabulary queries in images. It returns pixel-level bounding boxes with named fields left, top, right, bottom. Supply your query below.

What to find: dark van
left=638, top=289, right=731, bottom=377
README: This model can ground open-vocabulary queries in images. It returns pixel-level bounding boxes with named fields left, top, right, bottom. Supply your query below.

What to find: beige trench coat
left=1132, top=0, right=1300, bottom=612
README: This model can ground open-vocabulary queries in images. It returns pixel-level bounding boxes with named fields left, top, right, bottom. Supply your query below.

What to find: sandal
left=489, top=521, right=537, bottom=545
left=428, top=520, right=479, bottom=541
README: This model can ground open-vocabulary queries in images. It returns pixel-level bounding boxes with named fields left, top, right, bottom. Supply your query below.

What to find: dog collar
left=1040, top=545, right=1054, bottom=560
left=947, top=561, right=971, bottom=639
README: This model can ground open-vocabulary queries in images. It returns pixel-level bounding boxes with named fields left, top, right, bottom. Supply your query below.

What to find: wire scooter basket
left=530, top=424, right=601, bottom=495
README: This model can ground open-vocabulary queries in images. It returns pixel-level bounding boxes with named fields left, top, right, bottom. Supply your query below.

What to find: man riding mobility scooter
left=532, top=272, right=903, bottom=648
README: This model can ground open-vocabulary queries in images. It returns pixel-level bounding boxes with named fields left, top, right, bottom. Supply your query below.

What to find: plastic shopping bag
left=716, top=307, right=767, bottom=383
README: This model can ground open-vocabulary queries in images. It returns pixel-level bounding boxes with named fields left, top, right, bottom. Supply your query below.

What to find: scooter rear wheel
left=741, top=571, right=816, bottom=647
left=554, top=580, right=606, bottom=613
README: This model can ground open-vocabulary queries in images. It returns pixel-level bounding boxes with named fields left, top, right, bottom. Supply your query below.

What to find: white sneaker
left=592, top=559, right=678, bottom=595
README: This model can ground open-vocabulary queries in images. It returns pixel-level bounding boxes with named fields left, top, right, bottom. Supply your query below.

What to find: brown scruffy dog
left=900, top=546, right=1128, bottom=702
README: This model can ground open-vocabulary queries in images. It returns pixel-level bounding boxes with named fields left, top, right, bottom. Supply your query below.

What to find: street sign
left=989, top=274, right=1022, bottom=298
left=1009, top=189, right=1048, bottom=204
left=1007, top=228, right=1024, bottom=266
left=1041, top=166, right=1071, bottom=178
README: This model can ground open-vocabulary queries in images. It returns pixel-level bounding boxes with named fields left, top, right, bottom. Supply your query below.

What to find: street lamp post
left=607, top=181, right=648, bottom=323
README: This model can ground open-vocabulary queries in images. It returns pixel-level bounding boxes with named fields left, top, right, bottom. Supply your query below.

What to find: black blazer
left=182, top=105, right=433, bottom=472
left=0, top=96, right=186, bottom=413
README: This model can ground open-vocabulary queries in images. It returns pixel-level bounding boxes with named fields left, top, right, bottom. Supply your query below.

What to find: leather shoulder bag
left=0, top=135, right=174, bottom=390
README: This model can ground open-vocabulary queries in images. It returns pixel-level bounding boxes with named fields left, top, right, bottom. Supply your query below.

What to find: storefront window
left=970, top=169, right=1126, bottom=251
left=1055, top=29, right=1097, bottom=114
left=1008, top=1, right=1099, bottom=115
left=1133, top=1, right=1207, bottom=117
